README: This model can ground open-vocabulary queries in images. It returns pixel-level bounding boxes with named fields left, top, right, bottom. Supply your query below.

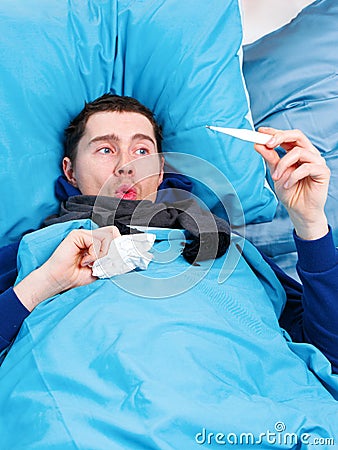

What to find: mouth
left=115, top=185, right=137, bottom=200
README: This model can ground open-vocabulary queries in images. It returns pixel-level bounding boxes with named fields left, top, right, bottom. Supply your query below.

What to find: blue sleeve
left=263, top=229, right=338, bottom=374
left=0, top=287, right=30, bottom=353
left=259, top=252, right=304, bottom=336
left=294, top=227, right=338, bottom=374
left=0, top=241, right=31, bottom=356
left=0, top=241, right=20, bottom=294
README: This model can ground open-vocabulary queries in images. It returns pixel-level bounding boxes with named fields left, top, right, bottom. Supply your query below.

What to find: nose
left=117, top=165, right=134, bottom=176
left=114, top=155, right=135, bottom=177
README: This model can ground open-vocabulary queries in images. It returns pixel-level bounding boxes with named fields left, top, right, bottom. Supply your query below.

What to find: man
left=0, top=94, right=337, bottom=373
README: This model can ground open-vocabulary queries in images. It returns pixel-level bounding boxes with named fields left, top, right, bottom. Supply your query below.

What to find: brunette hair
left=64, top=94, right=163, bottom=162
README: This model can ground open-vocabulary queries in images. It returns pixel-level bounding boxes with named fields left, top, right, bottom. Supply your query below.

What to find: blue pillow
left=113, top=0, right=276, bottom=226
left=243, top=0, right=338, bottom=269
left=0, top=1, right=117, bottom=246
left=0, top=0, right=276, bottom=246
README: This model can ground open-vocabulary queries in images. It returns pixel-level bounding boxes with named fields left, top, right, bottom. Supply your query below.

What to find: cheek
left=136, top=158, right=162, bottom=180
left=138, top=173, right=162, bottom=197
left=75, top=161, right=111, bottom=191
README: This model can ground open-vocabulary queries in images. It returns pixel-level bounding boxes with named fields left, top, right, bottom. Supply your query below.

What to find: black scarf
left=44, top=196, right=231, bottom=264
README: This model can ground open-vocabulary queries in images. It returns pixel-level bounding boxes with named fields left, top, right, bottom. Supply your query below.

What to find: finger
left=62, top=229, right=93, bottom=256
left=257, top=126, right=283, bottom=146
left=89, top=231, right=110, bottom=258
left=257, top=126, right=281, bottom=135
left=96, top=235, right=112, bottom=259
left=91, top=225, right=121, bottom=239
left=263, top=129, right=319, bottom=155
left=272, top=147, right=325, bottom=181
left=98, top=225, right=121, bottom=240
left=110, top=225, right=121, bottom=239
left=68, top=229, right=93, bottom=246
left=91, top=226, right=121, bottom=258
left=262, top=129, right=303, bottom=149
left=80, top=237, right=102, bottom=266
left=283, top=163, right=331, bottom=189
left=254, top=142, right=280, bottom=174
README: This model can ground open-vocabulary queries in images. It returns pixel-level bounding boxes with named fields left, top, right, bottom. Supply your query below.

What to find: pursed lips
left=115, top=184, right=137, bottom=200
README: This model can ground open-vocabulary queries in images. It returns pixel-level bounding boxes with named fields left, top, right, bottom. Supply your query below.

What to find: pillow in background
left=243, top=0, right=338, bottom=272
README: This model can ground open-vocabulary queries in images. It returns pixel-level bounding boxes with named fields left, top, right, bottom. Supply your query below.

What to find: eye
left=135, top=148, right=149, bottom=156
left=98, top=147, right=112, bottom=155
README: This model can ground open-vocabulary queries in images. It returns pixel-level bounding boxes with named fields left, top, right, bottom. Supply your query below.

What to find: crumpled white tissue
left=92, top=233, right=156, bottom=279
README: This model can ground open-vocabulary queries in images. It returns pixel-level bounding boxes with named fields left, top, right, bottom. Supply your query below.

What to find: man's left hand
left=254, top=127, right=330, bottom=240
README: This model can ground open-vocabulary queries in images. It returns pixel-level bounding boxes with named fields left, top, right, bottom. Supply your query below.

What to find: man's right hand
left=13, top=226, right=120, bottom=312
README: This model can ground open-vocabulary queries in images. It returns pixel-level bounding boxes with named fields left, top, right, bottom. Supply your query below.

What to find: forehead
left=83, top=111, right=156, bottom=141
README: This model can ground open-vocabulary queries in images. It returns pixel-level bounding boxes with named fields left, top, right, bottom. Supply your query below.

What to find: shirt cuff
left=294, top=226, right=337, bottom=273
left=0, top=287, right=30, bottom=345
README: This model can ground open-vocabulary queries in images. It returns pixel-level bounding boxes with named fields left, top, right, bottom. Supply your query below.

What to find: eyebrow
left=89, top=133, right=156, bottom=147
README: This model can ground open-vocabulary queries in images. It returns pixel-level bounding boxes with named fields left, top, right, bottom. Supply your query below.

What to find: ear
left=158, top=155, right=165, bottom=186
left=62, top=157, right=78, bottom=187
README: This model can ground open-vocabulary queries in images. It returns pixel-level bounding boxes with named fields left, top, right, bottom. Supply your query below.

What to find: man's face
left=63, top=111, right=164, bottom=202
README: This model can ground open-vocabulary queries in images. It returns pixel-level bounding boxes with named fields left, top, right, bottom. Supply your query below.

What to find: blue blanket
left=0, top=220, right=337, bottom=449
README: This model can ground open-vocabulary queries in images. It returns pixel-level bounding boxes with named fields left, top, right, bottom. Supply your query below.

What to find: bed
left=0, top=0, right=337, bottom=448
